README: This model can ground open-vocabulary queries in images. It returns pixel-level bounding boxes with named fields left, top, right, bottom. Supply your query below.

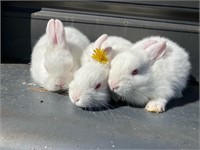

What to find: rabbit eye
left=95, top=83, right=101, bottom=90
left=131, top=69, right=138, bottom=75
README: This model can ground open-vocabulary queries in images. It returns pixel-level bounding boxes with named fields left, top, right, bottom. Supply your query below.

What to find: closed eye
left=95, top=83, right=101, bottom=90
left=131, top=69, right=138, bottom=75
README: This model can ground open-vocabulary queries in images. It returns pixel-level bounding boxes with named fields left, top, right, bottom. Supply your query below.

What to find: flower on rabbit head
left=92, top=48, right=109, bottom=64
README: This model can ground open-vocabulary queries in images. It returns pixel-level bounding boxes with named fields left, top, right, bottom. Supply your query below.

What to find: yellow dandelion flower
left=92, top=48, right=109, bottom=64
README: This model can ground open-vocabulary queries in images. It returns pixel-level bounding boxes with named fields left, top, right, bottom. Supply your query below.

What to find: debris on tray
left=28, top=87, right=48, bottom=92
left=22, top=81, right=36, bottom=86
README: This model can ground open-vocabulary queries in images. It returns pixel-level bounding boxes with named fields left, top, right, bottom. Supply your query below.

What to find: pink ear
left=55, top=19, right=66, bottom=45
left=46, top=19, right=66, bottom=46
left=46, top=19, right=57, bottom=45
left=103, top=47, right=112, bottom=54
left=143, top=40, right=158, bottom=49
left=94, top=34, right=108, bottom=49
left=145, top=41, right=167, bottom=61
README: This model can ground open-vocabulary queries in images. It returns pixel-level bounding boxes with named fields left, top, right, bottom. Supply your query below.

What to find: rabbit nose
left=74, top=98, right=80, bottom=103
left=71, top=95, right=80, bottom=103
left=56, top=83, right=64, bottom=88
left=110, top=81, right=119, bottom=91
left=113, top=85, right=119, bottom=90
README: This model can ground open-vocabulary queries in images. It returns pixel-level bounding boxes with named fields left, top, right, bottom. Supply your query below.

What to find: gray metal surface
left=1, top=64, right=199, bottom=149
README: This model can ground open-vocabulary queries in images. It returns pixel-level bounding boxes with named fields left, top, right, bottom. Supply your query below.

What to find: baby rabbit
left=69, top=34, right=133, bottom=108
left=30, top=19, right=90, bottom=91
left=108, top=36, right=191, bottom=113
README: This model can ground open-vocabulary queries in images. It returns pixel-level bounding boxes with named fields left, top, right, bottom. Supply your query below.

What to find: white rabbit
left=30, top=19, right=90, bottom=91
left=69, top=34, right=133, bottom=108
left=108, top=36, right=191, bottom=113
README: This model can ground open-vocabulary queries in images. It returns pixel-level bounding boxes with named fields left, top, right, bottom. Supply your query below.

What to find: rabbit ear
left=46, top=19, right=56, bottom=45
left=143, top=40, right=158, bottom=49
left=46, top=19, right=66, bottom=47
left=103, top=47, right=112, bottom=54
left=55, top=19, right=66, bottom=46
left=104, top=47, right=112, bottom=60
left=145, top=41, right=167, bottom=61
left=94, top=34, right=108, bottom=49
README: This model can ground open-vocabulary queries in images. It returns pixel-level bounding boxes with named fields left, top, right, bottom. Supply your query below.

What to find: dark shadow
left=81, top=99, right=147, bottom=112
left=81, top=91, right=145, bottom=112
left=1, top=2, right=41, bottom=63
left=166, top=90, right=199, bottom=110
left=166, top=75, right=199, bottom=111
left=81, top=100, right=128, bottom=112
left=54, top=90, right=69, bottom=95
left=187, top=75, right=199, bottom=86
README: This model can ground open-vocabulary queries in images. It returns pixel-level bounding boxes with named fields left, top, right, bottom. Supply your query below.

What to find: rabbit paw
left=145, top=100, right=166, bottom=113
